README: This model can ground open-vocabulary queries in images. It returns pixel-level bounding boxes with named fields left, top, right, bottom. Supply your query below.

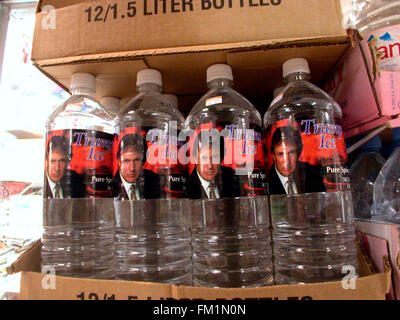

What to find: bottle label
left=113, top=126, right=186, bottom=200
left=366, top=25, right=400, bottom=72
left=44, top=129, right=114, bottom=199
left=187, top=122, right=267, bottom=199
left=265, top=119, right=350, bottom=195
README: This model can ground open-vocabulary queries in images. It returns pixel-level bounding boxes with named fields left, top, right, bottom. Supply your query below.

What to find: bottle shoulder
left=263, top=81, right=343, bottom=125
left=118, top=92, right=185, bottom=128
left=350, top=152, right=386, bottom=172
left=186, top=87, right=262, bottom=128
left=355, top=2, right=400, bottom=35
left=46, top=95, right=114, bottom=133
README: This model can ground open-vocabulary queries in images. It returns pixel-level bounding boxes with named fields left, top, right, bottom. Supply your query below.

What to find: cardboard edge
left=6, top=239, right=42, bottom=275
left=383, top=256, right=393, bottom=295
left=321, top=30, right=356, bottom=90
left=13, top=239, right=392, bottom=300
left=18, top=269, right=391, bottom=300
left=32, top=62, right=70, bottom=93
left=357, top=236, right=376, bottom=275
left=32, top=36, right=352, bottom=67
left=36, top=0, right=43, bottom=13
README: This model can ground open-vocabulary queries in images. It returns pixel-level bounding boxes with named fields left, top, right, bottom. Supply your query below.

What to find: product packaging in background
left=356, top=219, right=400, bottom=300
left=324, top=0, right=400, bottom=138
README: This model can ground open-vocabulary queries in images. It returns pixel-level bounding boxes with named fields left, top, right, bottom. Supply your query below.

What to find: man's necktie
left=54, top=184, right=61, bottom=199
left=208, top=182, right=217, bottom=199
left=129, top=185, right=137, bottom=200
left=287, top=175, right=295, bottom=195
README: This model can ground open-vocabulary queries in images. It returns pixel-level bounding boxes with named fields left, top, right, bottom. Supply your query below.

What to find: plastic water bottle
left=186, top=64, right=267, bottom=199
left=264, top=58, right=351, bottom=194
left=186, top=64, right=270, bottom=288
left=372, top=131, right=400, bottom=223
left=352, top=0, right=400, bottom=72
left=381, top=127, right=400, bottom=159
left=273, top=86, right=286, bottom=99
left=191, top=196, right=273, bottom=288
left=41, top=73, right=115, bottom=279
left=265, top=58, right=358, bottom=284
left=350, top=135, right=386, bottom=219
left=114, top=199, right=192, bottom=285
left=114, top=69, right=191, bottom=285
left=163, top=94, right=179, bottom=110
left=115, top=69, right=186, bottom=200
left=101, top=96, right=121, bottom=118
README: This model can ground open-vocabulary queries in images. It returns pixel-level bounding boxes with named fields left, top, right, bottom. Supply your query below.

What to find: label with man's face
left=187, top=122, right=267, bottom=199
left=113, top=126, right=186, bottom=200
left=44, top=129, right=114, bottom=199
left=264, top=118, right=350, bottom=196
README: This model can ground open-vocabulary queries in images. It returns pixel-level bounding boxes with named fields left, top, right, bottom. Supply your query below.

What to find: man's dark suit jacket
left=113, top=169, right=162, bottom=200
left=187, top=165, right=242, bottom=199
left=44, top=169, right=86, bottom=198
left=268, top=162, right=326, bottom=195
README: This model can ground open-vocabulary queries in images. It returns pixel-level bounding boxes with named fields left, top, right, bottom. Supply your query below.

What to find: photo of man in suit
left=187, top=134, right=240, bottom=199
left=189, top=138, right=221, bottom=199
left=268, top=126, right=326, bottom=195
left=114, top=133, right=161, bottom=200
left=44, top=135, right=85, bottom=199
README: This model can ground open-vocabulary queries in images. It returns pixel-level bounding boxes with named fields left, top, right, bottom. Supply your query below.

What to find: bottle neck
left=284, top=72, right=310, bottom=84
left=71, top=87, right=95, bottom=96
left=208, top=78, right=233, bottom=89
left=137, top=83, right=162, bottom=93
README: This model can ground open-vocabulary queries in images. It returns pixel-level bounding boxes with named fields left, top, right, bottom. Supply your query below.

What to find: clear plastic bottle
left=115, top=69, right=186, bottom=200
left=350, top=135, right=386, bottom=219
left=372, top=130, right=400, bottom=222
left=265, top=58, right=358, bottom=284
left=101, top=96, right=120, bottom=118
left=114, top=69, right=191, bottom=285
left=353, top=0, right=400, bottom=72
left=186, top=64, right=267, bottom=199
left=264, top=58, right=351, bottom=194
left=41, top=72, right=115, bottom=279
left=381, top=127, right=400, bottom=159
left=273, top=86, right=286, bottom=99
left=163, top=94, right=179, bottom=110
left=187, top=64, right=271, bottom=288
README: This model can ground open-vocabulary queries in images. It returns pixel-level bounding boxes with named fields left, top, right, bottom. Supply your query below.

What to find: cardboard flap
left=6, top=239, right=42, bottom=275
left=19, top=270, right=391, bottom=300
left=13, top=237, right=392, bottom=300
left=32, top=0, right=347, bottom=61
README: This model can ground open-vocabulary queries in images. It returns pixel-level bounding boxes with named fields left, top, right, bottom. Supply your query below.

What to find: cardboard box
left=356, top=219, right=400, bottom=300
left=7, top=239, right=391, bottom=300
left=33, top=0, right=346, bottom=60
left=31, top=0, right=352, bottom=115
left=324, top=32, right=400, bottom=139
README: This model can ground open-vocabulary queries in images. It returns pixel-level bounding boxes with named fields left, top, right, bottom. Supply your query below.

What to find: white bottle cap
left=137, top=69, right=162, bottom=87
left=70, top=73, right=96, bottom=92
left=101, top=97, right=120, bottom=113
left=163, top=94, right=178, bottom=108
left=282, top=58, right=310, bottom=78
left=273, top=86, right=286, bottom=98
left=207, top=64, right=233, bottom=83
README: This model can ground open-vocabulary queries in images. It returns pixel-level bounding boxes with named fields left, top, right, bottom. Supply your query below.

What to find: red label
left=187, top=122, right=266, bottom=199
left=113, top=126, right=186, bottom=199
left=265, top=119, right=350, bottom=195
left=44, top=129, right=114, bottom=198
